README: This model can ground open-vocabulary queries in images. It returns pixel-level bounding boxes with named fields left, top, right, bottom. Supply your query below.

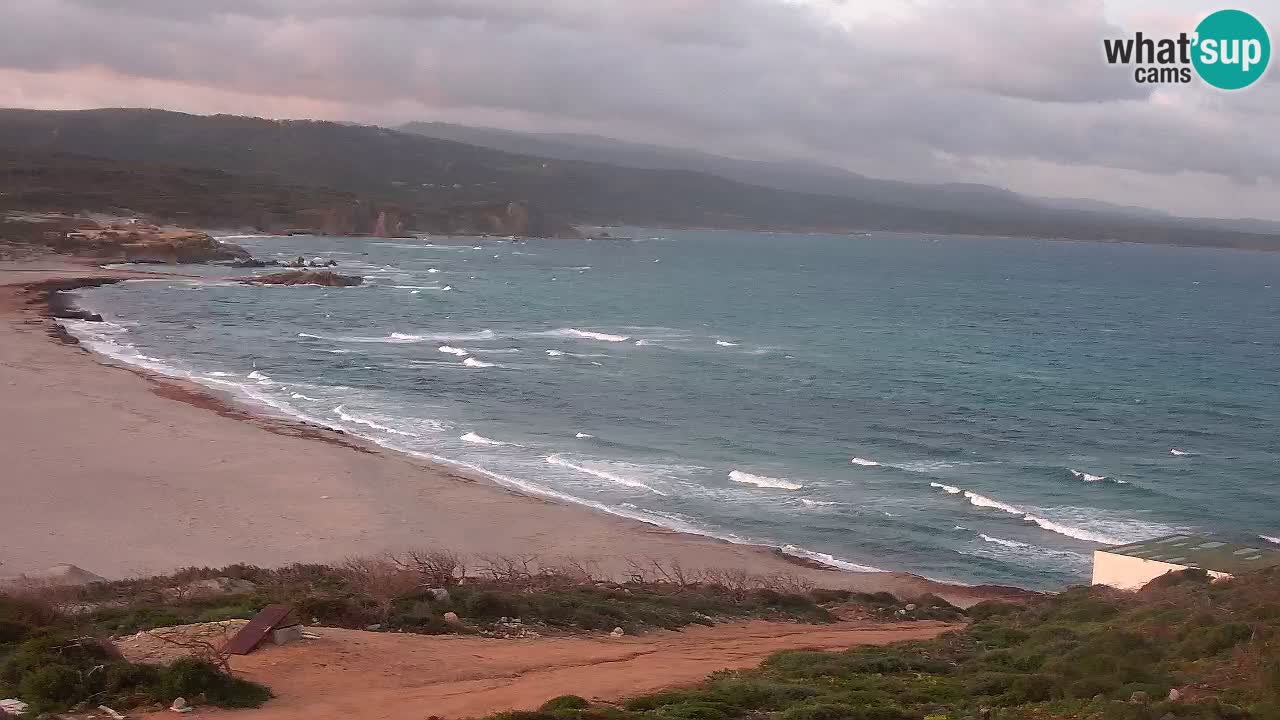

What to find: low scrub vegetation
left=0, top=596, right=268, bottom=715
left=480, top=568, right=1280, bottom=720
left=23, top=553, right=852, bottom=640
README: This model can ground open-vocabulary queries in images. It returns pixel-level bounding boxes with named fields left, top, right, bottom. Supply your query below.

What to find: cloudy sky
left=0, top=0, right=1276, bottom=219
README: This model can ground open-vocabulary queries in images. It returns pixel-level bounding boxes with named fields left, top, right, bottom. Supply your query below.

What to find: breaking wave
left=575, top=432, right=594, bottom=439
left=1261, top=535, right=1280, bottom=545
left=979, top=534, right=1028, bottom=548
left=850, top=457, right=881, bottom=467
left=438, top=345, right=469, bottom=356
left=461, top=432, right=506, bottom=446
left=547, top=328, right=631, bottom=342
left=780, top=546, right=886, bottom=572
left=1069, top=469, right=1107, bottom=482
left=715, top=340, right=738, bottom=347
left=462, top=357, right=494, bottom=368
left=545, top=455, right=665, bottom=495
left=729, top=470, right=803, bottom=490
left=333, top=405, right=416, bottom=437
left=299, top=329, right=494, bottom=344
left=929, top=482, right=1136, bottom=545
left=1170, top=448, right=1192, bottom=456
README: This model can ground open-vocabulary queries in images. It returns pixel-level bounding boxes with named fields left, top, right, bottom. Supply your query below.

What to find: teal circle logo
left=1192, top=9, right=1270, bottom=90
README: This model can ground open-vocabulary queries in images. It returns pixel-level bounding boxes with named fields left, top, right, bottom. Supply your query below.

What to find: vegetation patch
left=472, top=568, right=1280, bottom=720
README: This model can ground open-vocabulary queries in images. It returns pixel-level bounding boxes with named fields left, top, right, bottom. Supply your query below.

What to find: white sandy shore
left=0, top=260, right=1026, bottom=606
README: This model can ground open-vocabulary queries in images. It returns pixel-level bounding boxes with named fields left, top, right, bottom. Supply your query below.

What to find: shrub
left=540, top=695, right=590, bottom=711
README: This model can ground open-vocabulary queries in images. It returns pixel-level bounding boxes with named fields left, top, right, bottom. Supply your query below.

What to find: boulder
left=610, top=627, right=625, bottom=637
left=245, top=270, right=363, bottom=287
left=1168, top=688, right=1182, bottom=702
left=443, top=612, right=460, bottom=624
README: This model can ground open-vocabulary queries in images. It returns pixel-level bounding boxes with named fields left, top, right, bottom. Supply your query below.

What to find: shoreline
left=0, top=258, right=1034, bottom=606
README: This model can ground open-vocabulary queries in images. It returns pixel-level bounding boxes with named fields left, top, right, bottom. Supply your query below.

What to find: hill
left=0, top=108, right=1277, bottom=248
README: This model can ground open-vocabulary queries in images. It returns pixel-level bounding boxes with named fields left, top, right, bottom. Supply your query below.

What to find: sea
left=61, top=229, right=1280, bottom=591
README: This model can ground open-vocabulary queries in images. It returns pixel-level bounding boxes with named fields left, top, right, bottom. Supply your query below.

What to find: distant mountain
left=400, top=121, right=1043, bottom=217
left=0, top=108, right=1276, bottom=249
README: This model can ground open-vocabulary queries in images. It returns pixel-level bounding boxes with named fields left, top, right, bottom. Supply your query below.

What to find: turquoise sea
left=65, top=230, right=1280, bottom=590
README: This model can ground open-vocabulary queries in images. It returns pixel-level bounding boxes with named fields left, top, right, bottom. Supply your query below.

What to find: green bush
left=540, top=695, right=591, bottom=711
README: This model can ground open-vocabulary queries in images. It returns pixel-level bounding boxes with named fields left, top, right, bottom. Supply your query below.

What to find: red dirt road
left=159, top=620, right=957, bottom=720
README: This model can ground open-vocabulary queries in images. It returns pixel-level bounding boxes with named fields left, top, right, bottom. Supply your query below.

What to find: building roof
left=1102, top=534, right=1280, bottom=575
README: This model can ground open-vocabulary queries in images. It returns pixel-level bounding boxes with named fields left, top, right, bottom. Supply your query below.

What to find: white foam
left=290, top=392, right=320, bottom=401
left=207, top=371, right=235, bottom=377
left=545, top=455, right=665, bottom=495
left=301, top=329, right=494, bottom=344
left=1170, top=448, right=1191, bottom=456
left=779, top=546, right=885, bottom=573
left=850, top=457, right=881, bottom=467
left=715, top=340, right=738, bottom=347
left=930, top=482, right=962, bottom=494
left=1069, top=469, right=1108, bottom=483
left=963, top=490, right=1023, bottom=515
left=1260, top=535, right=1280, bottom=545
left=427, top=268, right=441, bottom=273
left=547, top=328, right=631, bottom=342
left=799, top=498, right=839, bottom=508
left=729, top=470, right=803, bottom=491
left=979, top=534, right=1028, bottom=548
left=575, top=432, right=594, bottom=439
left=546, top=349, right=565, bottom=356
left=634, top=339, right=651, bottom=346
left=441, top=285, right=453, bottom=291
left=438, top=345, right=469, bottom=356
left=333, top=405, right=417, bottom=437
left=462, top=357, right=494, bottom=368
left=461, top=432, right=506, bottom=446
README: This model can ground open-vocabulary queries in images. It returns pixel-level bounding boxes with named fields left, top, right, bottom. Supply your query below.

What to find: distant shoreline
left=0, top=257, right=1033, bottom=606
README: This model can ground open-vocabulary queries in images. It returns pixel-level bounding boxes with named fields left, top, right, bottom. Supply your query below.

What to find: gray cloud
left=1, top=0, right=1277, bottom=218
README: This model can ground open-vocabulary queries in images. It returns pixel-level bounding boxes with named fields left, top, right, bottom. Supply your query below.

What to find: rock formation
left=245, top=270, right=363, bottom=287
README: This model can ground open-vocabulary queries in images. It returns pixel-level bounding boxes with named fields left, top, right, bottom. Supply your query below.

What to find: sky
left=0, top=0, right=1276, bottom=220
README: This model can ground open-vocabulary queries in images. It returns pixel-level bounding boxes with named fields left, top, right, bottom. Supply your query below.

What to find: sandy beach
left=0, top=259, right=1024, bottom=606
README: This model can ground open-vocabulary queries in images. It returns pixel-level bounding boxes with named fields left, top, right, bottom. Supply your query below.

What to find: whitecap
left=290, top=392, right=320, bottom=401
left=427, top=268, right=440, bottom=273
left=575, top=432, right=594, bottom=439
left=441, top=285, right=453, bottom=291
left=546, top=349, right=565, bottom=356
left=545, top=455, right=665, bottom=495
left=1069, top=469, right=1108, bottom=483
left=206, top=371, right=235, bottom=377
left=1170, top=448, right=1192, bottom=456
left=715, top=340, right=738, bottom=347
left=438, top=345, right=469, bottom=357
left=799, top=498, right=839, bottom=508
left=850, top=457, right=881, bottom=467
left=979, top=534, right=1028, bottom=548
left=546, top=328, right=631, bottom=342
left=729, top=470, right=803, bottom=490
left=930, top=482, right=962, bottom=494
left=1261, top=535, right=1280, bottom=545
left=462, top=357, right=494, bottom=368
left=461, top=432, right=506, bottom=446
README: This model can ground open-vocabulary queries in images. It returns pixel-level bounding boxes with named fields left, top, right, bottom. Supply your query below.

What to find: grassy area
left=479, top=567, right=1280, bottom=720
left=0, top=595, right=269, bottom=715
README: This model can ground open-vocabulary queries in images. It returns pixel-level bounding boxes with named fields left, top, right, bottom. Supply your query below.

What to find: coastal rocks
left=228, top=258, right=280, bottom=268
left=244, top=270, right=363, bottom=287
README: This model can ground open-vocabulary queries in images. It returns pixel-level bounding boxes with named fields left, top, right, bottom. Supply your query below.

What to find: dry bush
left=392, top=549, right=467, bottom=587
left=338, top=556, right=421, bottom=620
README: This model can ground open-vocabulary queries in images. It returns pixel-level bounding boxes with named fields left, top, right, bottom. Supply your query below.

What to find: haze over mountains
left=0, top=107, right=1277, bottom=249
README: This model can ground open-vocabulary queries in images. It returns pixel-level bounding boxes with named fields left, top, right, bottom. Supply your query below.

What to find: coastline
left=0, top=258, right=1033, bottom=606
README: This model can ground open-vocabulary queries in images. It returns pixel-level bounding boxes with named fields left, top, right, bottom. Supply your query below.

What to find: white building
left=1092, top=534, right=1280, bottom=590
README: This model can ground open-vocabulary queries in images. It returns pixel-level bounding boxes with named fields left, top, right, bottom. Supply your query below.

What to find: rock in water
left=244, top=270, right=363, bottom=287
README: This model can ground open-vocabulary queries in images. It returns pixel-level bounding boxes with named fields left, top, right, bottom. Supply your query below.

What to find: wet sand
left=0, top=259, right=1028, bottom=606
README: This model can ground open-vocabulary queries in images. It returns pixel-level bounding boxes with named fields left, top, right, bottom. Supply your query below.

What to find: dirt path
left=156, top=620, right=956, bottom=720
